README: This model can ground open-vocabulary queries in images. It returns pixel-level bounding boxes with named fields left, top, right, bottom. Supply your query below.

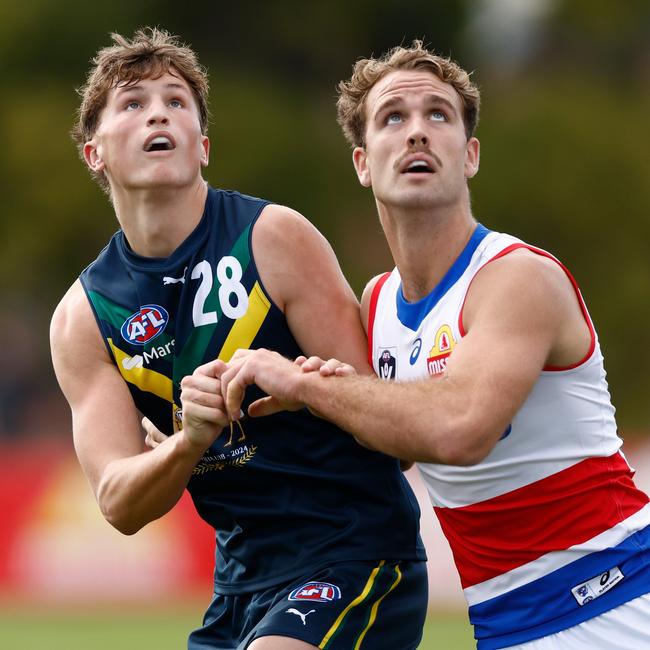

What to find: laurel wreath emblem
left=192, top=445, right=257, bottom=475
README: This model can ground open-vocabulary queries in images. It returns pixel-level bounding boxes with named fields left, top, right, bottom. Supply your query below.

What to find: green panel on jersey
left=173, top=225, right=253, bottom=383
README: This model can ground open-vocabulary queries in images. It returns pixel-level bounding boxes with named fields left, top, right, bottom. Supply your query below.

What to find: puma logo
left=286, top=608, right=316, bottom=625
left=163, top=267, right=187, bottom=285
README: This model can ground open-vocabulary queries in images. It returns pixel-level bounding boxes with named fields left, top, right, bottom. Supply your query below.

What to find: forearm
left=96, top=432, right=204, bottom=535
left=295, top=372, right=492, bottom=465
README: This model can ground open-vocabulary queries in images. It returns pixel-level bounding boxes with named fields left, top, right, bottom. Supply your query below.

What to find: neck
left=112, top=178, right=208, bottom=258
left=377, top=199, right=476, bottom=303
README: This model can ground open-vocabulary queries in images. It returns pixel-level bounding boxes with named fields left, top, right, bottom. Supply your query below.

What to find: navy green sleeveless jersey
left=80, top=187, right=425, bottom=594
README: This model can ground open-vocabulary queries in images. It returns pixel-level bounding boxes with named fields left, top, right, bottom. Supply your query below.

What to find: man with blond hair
left=50, top=28, right=428, bottom=649
left=216, top=42, right=650, bottom=648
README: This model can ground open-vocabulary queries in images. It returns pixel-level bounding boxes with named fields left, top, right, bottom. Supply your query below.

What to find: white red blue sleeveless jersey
left=367, top=224, right=650, bottom=649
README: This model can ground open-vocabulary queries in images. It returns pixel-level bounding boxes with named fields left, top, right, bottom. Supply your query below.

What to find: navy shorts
left=188, top=559, right=428, bottom=649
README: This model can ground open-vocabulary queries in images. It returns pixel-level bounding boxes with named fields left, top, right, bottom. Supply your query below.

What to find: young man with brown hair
left=216, top=42, right=650, bottom=649
left=50, top=28, right=427, bottom=650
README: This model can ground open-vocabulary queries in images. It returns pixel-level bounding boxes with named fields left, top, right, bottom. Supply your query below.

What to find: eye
left=430, top=110, right=446, bottom=122
left=125, top=100, right=141, bottom=111
left=169, top=99, right=183, bottom=109
left=386, top=113, right=403, bottom=125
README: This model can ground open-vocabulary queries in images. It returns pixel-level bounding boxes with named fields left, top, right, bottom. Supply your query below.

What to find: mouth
left=402, top=160, right=434, bottom=174
left=143, top=134, right=176, bottom=152
left=399, top=153, right=437, bottom=175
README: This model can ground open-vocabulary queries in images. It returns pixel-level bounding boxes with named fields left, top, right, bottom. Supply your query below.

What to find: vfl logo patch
left=378, top=348, right=397, bottom=380
left=571, top=566, right=624, bottom=606
left=121, top=305, right=169, bottom=345
left=289, top=582, right=341, bottom=603
left=427, top=325, right=456, bottom=376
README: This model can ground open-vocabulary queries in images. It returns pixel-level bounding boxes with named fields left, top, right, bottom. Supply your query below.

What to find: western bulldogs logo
left=427, top=324, right=456, bottom=376
left=121, top=305, right=169, bottom=345
left=288, top=582, right=341, bottom=603
left=378, top=348, right=397, bottom=380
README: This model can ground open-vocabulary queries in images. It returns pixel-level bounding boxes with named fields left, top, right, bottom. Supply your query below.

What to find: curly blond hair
left=72, top=27, right=210, bottom=191
left=337, top=41, right=480, bottom=148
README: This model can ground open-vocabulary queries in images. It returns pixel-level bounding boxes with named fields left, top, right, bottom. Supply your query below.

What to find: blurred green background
left=0, top=1, right=648, bottom=648
left=1, top=0, right=648, bottom=440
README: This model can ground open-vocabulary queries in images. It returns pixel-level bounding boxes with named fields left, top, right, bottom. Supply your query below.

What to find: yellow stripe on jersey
left=318, top=561, right=385, bottom=649
left=217, top=281, right=271, bottom=362
left=353, top=564, right=402, bottom=649
left=108, top=338, right=173, bottom=402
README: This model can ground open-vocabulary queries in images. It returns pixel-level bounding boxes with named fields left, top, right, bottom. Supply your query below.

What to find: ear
left=352, top=146, right=371, bottom=188
left=83, top=140, right=105, bottom=173
left=200, top=135, right=210, bottom=167
left=464, top=137, right=480, bottom=179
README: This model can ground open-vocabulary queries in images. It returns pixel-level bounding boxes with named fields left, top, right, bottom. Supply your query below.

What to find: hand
left=142, top=418, right=169, bottom=449
left=214, top=348, right=306, bottom=420
left=297, top=355, right=357, bottom=377
left=179, top=360, right=230, bottom=451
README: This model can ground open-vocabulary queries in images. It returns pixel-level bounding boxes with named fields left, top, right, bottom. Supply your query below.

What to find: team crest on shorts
left=121, top=304, right=169, bottom=345
left=377, top=347, right=397, bottom=380
left=288, top=581, right=341, bottom=603
left=427, top=324, right=456, bottom=376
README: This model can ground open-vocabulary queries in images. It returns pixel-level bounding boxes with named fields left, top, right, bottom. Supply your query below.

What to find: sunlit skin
left=82, top=70, right=209, bottom=257
left=353, top=70, right=480, bottom=300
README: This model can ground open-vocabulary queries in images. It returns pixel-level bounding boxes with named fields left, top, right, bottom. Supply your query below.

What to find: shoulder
left=51, top=280, right=110, bottom=371
left=51, top=280, right=91, bottom=339
left=252, top=204, right=338, bottom=292
left=254, top=203, right=325, bottom=246
left=473, top=247, right=572, bottom=298
left=463, top=247, right=580, bottom=333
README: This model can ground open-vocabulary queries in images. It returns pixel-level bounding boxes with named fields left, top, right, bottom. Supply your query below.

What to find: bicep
left=253, top=206, right=371, bottom=372
left=445, top=255, right=565, bottom=442
left=51, top=283, right=144, bottom=494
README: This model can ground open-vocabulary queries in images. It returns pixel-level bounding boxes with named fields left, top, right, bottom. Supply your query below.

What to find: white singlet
left=368, top=225, right=650, bottom=649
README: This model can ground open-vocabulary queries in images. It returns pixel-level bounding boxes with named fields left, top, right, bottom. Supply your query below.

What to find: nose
left=146, top=99, right=169, bottom=126
left=408, top=129, right=428, bottom=148
left=407, top=117, right=429, bottom=148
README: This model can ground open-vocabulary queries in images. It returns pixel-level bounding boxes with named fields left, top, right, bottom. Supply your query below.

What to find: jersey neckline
left=396, top=223, right=490, bottom=331
left=117, top=188, right=213, bottom=273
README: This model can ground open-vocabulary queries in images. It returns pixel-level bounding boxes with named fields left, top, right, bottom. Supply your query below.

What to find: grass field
left=0, top=606, right=475, bottom=649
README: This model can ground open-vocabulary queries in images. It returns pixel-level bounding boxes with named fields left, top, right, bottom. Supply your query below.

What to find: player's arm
left=50, top=281, right=225, bottom=535
left=219, top=250, right=591, bottom=465
left=252, top=204, right=371, bottom=374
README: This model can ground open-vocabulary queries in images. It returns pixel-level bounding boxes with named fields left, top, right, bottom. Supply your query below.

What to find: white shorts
left=504, top=593, right=650, bottom=649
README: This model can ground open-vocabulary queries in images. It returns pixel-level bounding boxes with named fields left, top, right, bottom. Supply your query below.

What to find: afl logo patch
left=288, top=582, right=341, bottom=603
left=121, top=305, right=169, bottom=345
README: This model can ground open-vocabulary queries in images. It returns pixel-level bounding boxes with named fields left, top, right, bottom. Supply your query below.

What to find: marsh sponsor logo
left=121, top=340, right=175, bottom=370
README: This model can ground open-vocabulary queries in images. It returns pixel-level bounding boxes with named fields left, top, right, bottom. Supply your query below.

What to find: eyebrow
left=114, top=82, right=190, bottom=95
left=373, top=93, right=458, bottom=119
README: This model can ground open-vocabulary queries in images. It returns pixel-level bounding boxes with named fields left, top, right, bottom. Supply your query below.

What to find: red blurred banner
left=0, top=440, right=214, bottom=604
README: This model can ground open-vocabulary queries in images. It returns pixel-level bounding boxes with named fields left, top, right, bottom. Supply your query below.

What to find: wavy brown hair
left=337, top=41, right=480, bottom=148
